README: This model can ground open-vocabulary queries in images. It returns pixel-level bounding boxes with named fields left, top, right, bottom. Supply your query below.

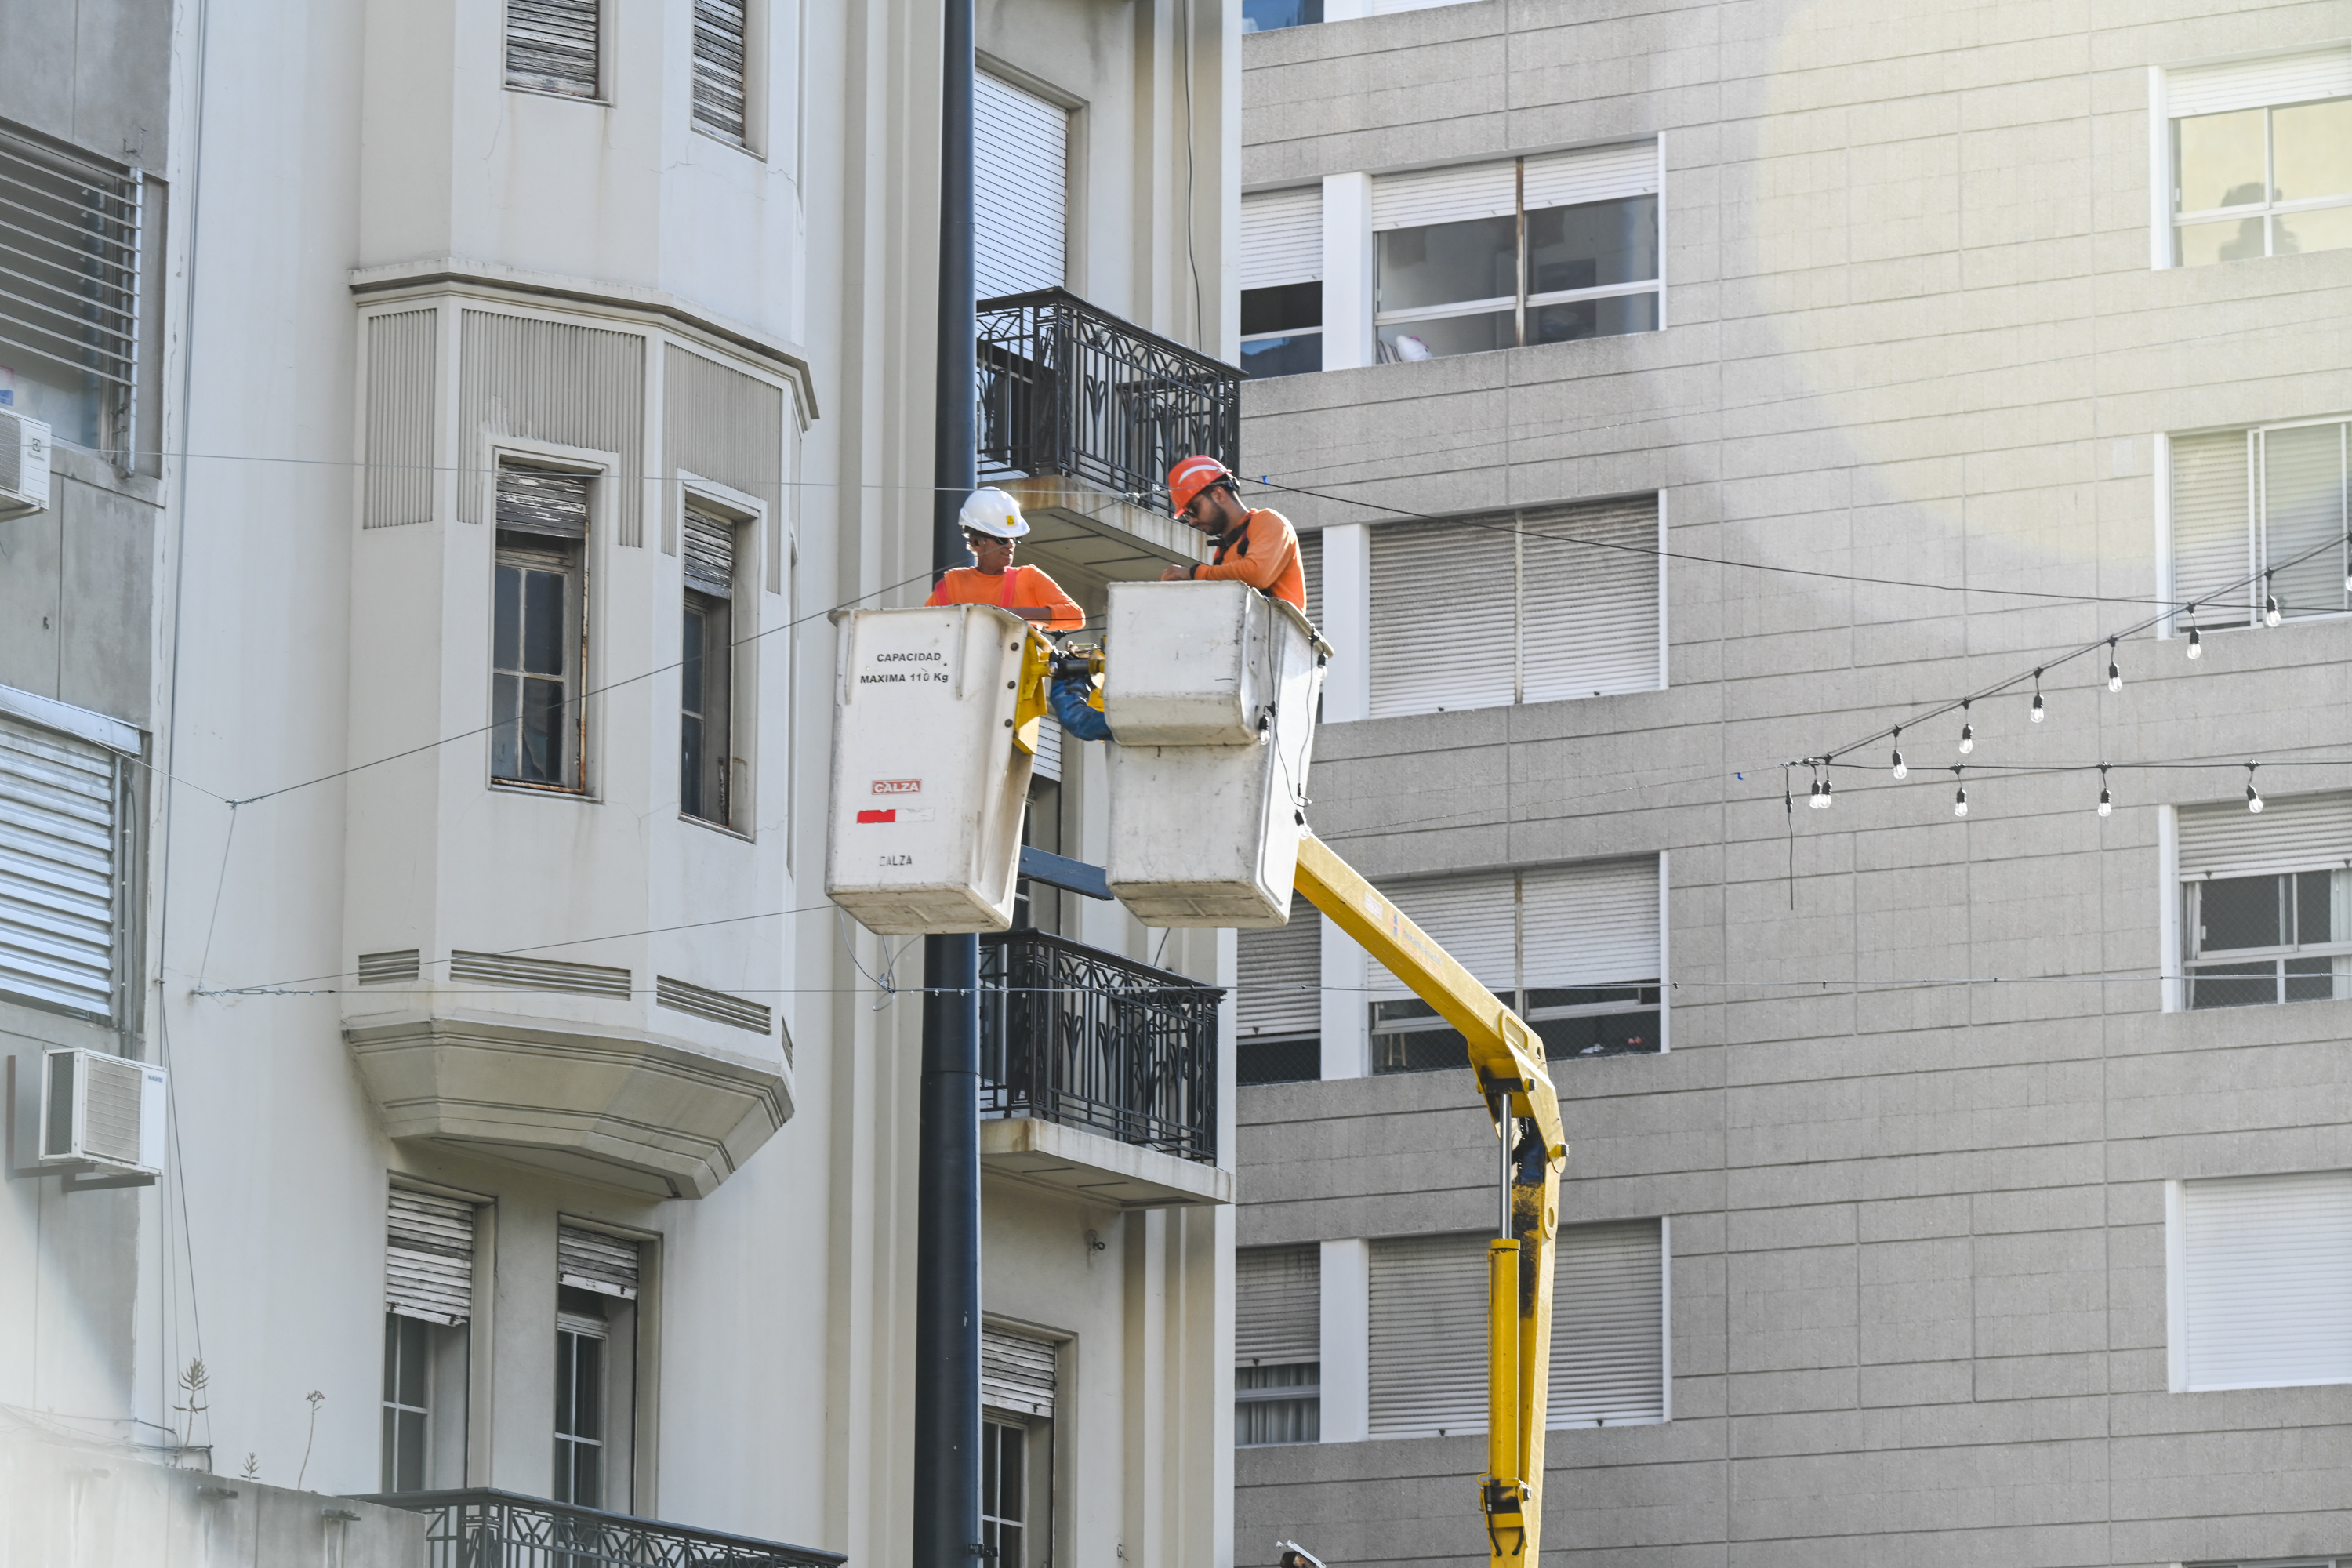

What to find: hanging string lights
left=1958, top=699, right=1974, bottom=755
left=1890, top=728, right=1907, bottom=779
left=2097, top=764, right=2112, bottom=818
left=2247, top=762, right=2263, bottom=813
left=2031, top=668, right=2045, bottom=723
left=1952, top=765, right=1968, bottom=818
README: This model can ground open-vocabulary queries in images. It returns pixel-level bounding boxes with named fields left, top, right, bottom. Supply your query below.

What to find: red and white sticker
left=856, top=808, right=936, bottom=824
left=872, top=778, right=922, bottom=795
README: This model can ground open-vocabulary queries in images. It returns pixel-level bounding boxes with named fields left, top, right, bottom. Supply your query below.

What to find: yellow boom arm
left=1291, top=831, right=1568, bottom=1565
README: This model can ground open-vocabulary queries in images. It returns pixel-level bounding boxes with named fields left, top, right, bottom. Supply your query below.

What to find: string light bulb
left=1890, top=728, right=1907, bottom=780
left=2108, top=637, right=2122, bottom=693
left=2265, top=574, right=2282, bottom=627
left=1818, top=775, right=1835, bottom=809
left=1952, top=765, right=1968, bottom=818
left=2097, top=764, right=2112, bottom=818
left=2030, top=668, right=2045, bottom=723
left=2185, top=605, right=2202, bottom=659
left=2246, top=763, right=2263, bottom=814
left=1958, top=699, right=1974, bottom=756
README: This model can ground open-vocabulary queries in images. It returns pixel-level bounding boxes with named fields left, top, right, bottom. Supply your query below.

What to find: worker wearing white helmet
left=924, top=487, right=1085, bottom=632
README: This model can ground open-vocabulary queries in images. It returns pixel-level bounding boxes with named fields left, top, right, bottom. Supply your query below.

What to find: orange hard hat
left=1167, top=454, right=1234, bottom=516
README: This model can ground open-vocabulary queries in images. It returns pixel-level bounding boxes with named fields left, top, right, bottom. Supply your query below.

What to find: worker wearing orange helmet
left=925, top=487, right=1086, bottom=632
left=1157, top=456, right=1308, bottom=615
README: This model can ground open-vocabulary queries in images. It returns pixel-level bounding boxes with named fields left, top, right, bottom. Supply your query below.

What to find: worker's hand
left=1158, top=564, right=1191, bottom=583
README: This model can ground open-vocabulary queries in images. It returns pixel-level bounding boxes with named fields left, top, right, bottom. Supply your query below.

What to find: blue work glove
left=1051, top=674, right=1112, bottom=742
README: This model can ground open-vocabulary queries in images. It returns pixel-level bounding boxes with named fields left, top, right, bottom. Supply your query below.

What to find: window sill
left=504, top=84, right=611, bottom=107
left=490, top=779, right=595, bottom=802
left=691, top=124, right=761, bottom=159
left=680, top=811, right=754, bottom=844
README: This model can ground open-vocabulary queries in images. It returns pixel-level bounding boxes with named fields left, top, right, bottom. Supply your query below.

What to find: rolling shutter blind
left=1519, top=499, right=1661, bottom=701
left=497, top=466, right=590, bottom=540
left=558, top=1225, right=641, bottom=1299
left=2262, top=422, right=2349, bottom=619
left=975, top=76, right=1067, bottom=300
left=1368, top=518, right=1515, bottom=717
left=0, top=713, right=118, bottom=1019
left=1549, top=1218, right=1664, bottom=1425
left=387, top=1190, right=476, bottom=1325
left=1522, top=143, right=1658, bottom=211
left=1298, top=529, right=1323, bottom=628
left=2179, top=1170, right=2352, bottom=1390
left=2179, top=791, right=2352, bottom=879
left=1236, top=1245, right=1321, bottom=1364
left=1372, top=161, right=1517, bottom=232
left=1368, top=1232, right=1488, bottom=1436
left=505, top=0, right=600, bottom=97
left=2167, top=48, right=2352, bottom=118
left=1239, top=907, right=1322, bottom=1038
left=1368, top=871, right=1515, bottom=1001
left=684, top=502, right=735, bottom=597
left=983, top=1328, right=1057, bottom=1417
left=691, top=0, right=750, bottom=144
left=1243, top=187, right=1324, bottom=290
left=2170, top=430, right=2252, bottom=620
left=1520, top=858, right=1660, bottom=987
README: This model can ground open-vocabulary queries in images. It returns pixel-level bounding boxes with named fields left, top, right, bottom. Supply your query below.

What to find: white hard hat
left=958, top=487, right=1029, bottom=539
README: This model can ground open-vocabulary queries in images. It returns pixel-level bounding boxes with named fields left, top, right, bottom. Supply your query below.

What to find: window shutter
left=2170, top=430, right=2254, bottom=622
left=1521, top=142, right=1658, bottom=212
left=691, top=0, right=750, bottom=144
left=1239, top=907, right=1322, bottom=1038
left=684, top=501, right=736, bottom=597
left=2167, top=48, right=2352, bottom=118
left=1298, top=528, right=1323, bottom=628
left=975, top=76, right=1068, bottom=300
left=1368, top=518, right=1515, bottom=718
left=387, top=1190, right=476, bottom=1326
left=2179, top=791, right=2352, bottom=879
left=497, top=466, right=590, bottom=540
left=0, top=712, right=119, bottom=1020
left=1549, top=1218, right=1665, bottom=1425
left=1031, top=716, right=1062, bottom=782
left=982, top=1327, right=1057, bottom=1418
left=1236, top=1244, right=1322, bottom=1364
left=1519, top=858, right=1660, bottom=988
left=1368, top=870, right=1515, bottom=1001
left=1371, top=161, right=1518, bottom=232
left=506, top=0, right=600, bottom=98
left=1368, top=1232, right=1489, bottom=1436
left=2261, top=422, right=2348, bottom=620
left=1518, top=498, right=1661, bottom=702
left=558, top=1225, right=641, bottom=1300
left=2179, top=1170, right=2352, bottom=1391
left=1243, top=187, right=1324, bottom=291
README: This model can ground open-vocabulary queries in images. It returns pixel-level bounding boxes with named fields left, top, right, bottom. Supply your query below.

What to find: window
left=0, top=125, right=143, bottom=456
left=554, top=1224, right=641, bottom=1510
left=1236, top=1245, right=1320, bottom=1444
left=975, top=74, right=1068, bottom=301
left=492, top=463, right=590, bottom=792
left=553, top=1294, right=608, bottom=1504
left=2172, top=1170, right=2352, bottom=1392
left=0, top=698, right=132, bottom=1022
left=1237, top=909, right=1321, bottom=1085
left=1241, top=0, right=1322, bottom=29
left=690, top=0, right=750, bottom=145
left=2169, top=421, right=2350, bottom=630
left=1371, top=143, right=1659, bottom=362
left=981, top=1328, right=1056, bottom=1568
left=2165, top=49, right=2352, bottom=267
left=681, top=499, right=738, bottom=827
left=1240, top=187, right=1323, bottom=378
left=1367, top=497, right=1661, bottom=719
left=383, top=1189, right=476, bottom=1494
left=2177, top=791, right=2352, bottom=1009
left=506, top=0, right=600, bottom=98
left=981, top=1421, right=1029, bottom=1564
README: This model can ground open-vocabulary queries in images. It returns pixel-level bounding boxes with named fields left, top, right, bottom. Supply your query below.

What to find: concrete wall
left=1232, top=2, right=2352, bottom=1566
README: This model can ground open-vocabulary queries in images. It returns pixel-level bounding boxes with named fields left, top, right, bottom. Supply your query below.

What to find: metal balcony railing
left=978, top=929, right=1223, bottom=1164
left=975, top=289, right=1240, bottom=514
left=361, top=1489, right=844, bottom=1568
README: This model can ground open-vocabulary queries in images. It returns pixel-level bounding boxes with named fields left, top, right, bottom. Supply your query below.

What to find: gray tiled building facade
left=1231, top=3, right=2352, bottom=1566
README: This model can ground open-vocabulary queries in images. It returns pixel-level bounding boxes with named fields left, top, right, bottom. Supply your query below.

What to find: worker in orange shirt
left=926, top=488, right=1087, bottom=633
left=1156, top=455, right=1308, bottom=615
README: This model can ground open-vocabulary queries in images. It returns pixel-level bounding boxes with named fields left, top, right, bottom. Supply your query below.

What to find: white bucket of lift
left=826, top=605, right=1034, bottom=934
left=1103, top=581, right=1327, bottom=928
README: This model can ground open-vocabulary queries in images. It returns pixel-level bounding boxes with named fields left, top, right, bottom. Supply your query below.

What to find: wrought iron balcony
left=975, top=289, right=1240, bottom=514
left=361, top=1488, right=844, bottom=1568
left=978, top=929, right=1222, bottom=1165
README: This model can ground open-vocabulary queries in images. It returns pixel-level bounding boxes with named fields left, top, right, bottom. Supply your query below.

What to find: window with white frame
left=554, top=1224, right=641, bottom=1511
left=2177, top=791, right=2352, bottom=1010
left=1240, top=187, right=1323, bottom=378
left=0, top=696, right=132, bottom=1023
left=2163, top=48, right=2352, bottom=267
left=2172, top=1170, right=2352, bottom=1392
left=1368, top=858, right=1661, bottom=1076
left=492, top=463, right=591, bottom=793
left=681, top=498, right=741, bottom=828
left=383, top=1188, right=477, bottom=1494
left=2170, top=420, right=2350, bottom=633
left=0, top=124, right=144, bottom=456
left=1236, top=1245, right=1321, bottom=1445
left=980, top=1328, right=1055, bottom=1568
left=1367, top=497, right=1661, bottom=719
left=690, top=0, right=750, bottom=146
left=1236, top=909, right=1321, bottom=1086
left=506, top=0, right=601, bottom=99
left=1370, top=143, right=1659, bottom=363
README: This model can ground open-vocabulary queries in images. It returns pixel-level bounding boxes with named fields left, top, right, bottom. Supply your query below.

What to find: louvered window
left=1241, top=186, right=1323, bottom=379
left=975, top=75, right=1068, bottom=301
left=2178, top=792, right=2352, bottom=1009
left=982, top=1327, right=1057, bottom=1418
left=1370, top=143, right=1660, bottom=363
left=2175, top=1170, right=2352, bottom=1391
left=0, top=703, right=129, bottom=1022
left=1549, top=1219, right=1666, bottom=1426
left=493, top=463, right=590, bottom=792
left=1367, top=497, right=1661, bottom=719
left=2165, top=49, right=2352, bottom=267
left=691, top=0, right=750, bottom=145
left=0, top=125, right=143, bottom=456
left=506, top=0, right=600, bottom=98
left=2170, top=421, right=2350, bottom=631
left=558, top=1223, right=641, bottom=1299
left=681, top=499, right=737, bottom=828
left=1367, top=858, right=1661, bottom=1074
left=388, top=1190, right=477, bottom=1324
left=383, top=1188, right=476, bottom=1494
left=1236, top=1244, right=1320, bottom=1445
left=1297, top=529, right=1323, bottom=628
left=1237, top=908, right=1320, bottom=1085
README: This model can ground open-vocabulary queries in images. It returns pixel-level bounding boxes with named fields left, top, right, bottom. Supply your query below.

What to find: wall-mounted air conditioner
left=0, top=410, right=53, bottom=520
left=41, top=1047, right=166, bottom=1177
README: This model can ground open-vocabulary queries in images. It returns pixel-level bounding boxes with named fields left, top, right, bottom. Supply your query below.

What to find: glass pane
left=2274, top=99, right=2352, bottom=205
left=1240, top=333, right=1323, bottom=379
left=381, top=1406, right=399, bottom=1494
left=575, top=1334, right=603, bottom=1439
left=494, top=564, right=522, bottom=672
left=982, top=1424, right=1000, bottom=1513
left=681, top=606, right=706, bottom=715
left=522, top=567, right=568, bottom=676
left=2176, top=108, right=2268, bottom=212
left=2189, top=960, right=2276, bottom=1009
left=1237, top=1036, right=1321, bottom=1084
left=2198, top=874, right=2283, bottom=951
left=395, top=1408, right=426, bottom=1494
left=1242, top=281, right=1323, bottom=336
left=394, top=1316, right=428, bottom=1407
left=383, top=1314, right=402, bottom=1403
left=2275, top=202, right=2352, bottom=256
left=2262, top=422, right=2347, bottom=618
left=2299, top=870, right=2335, bottom=945
left=521, top=675, right=567, bottom=783
left=1534, top=1009, right=1661, bottom=1059
left=1376, top=311, right=1514, bottom=362
left=1371, top=1022, right=1469, bottom=1074
left=2177, top=216, right=2267, bottom=266
left=1375, top=216, right=1516, bottom=314
left=554, top=1438, right=572, bottom=1503
left=492, top=673, right=521, bottom=779
left=999, top=1426, right=1023, bottom=1519
left=2285, top=954, right=2335, bottom=1002
left=1526, top=194, right=1658, bottom=292
left=1528, top=291, right=1658, bottom=343
left=573, top=1443, right=601, bottom=1509
left=681, top=713, right=706, bottom=818
left=554, top=1333, right=575, bottom=1433
left=1240, top=0, right=1322, bottom=30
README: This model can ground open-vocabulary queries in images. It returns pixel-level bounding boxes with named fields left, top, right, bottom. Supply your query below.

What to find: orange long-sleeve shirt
left=1186, top=508, right=1307, bottom=614
left=925, top=563, right=1087, bottom=632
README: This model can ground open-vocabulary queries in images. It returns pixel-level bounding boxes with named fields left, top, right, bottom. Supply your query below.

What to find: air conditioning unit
left=40, top=1047, right=166, bottom=1177
left=0, top=409, right=53, bottom=519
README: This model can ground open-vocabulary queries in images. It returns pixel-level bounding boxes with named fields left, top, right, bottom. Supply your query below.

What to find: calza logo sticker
left=872, top=779, right=922, bottom=796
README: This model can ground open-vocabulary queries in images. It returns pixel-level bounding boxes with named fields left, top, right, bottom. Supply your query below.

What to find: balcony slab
left=996, top=475, right=1210, bottom=577
left=981, top=1115, right=1234, bottom=1210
